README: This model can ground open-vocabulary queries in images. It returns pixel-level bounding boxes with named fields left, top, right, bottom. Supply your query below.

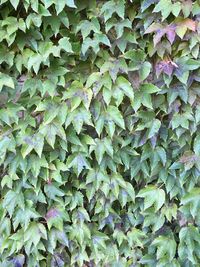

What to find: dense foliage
left=1, top=0, right=200, bottom=266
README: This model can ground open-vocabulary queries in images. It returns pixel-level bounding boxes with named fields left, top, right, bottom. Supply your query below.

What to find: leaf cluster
left=1, top=0, right=200, bottom=266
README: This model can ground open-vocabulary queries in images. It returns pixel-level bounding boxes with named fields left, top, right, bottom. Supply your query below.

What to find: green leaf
left=101, top=0, right=125, bottom=22
left=194, top=135, right=200, bottom=156
left=66, top=152, right=91, bottom=175
left=40, top=122, right=66, bottom=148
left=147, top=119, right=161, bottom=139
left=141, top=83, right=161, bottom=94
left=157, top=147, right=167, bottom=166
left=153, top=0, right=172, bottom=20
left=141, top=0, right=157, bottom=12
left=137, top=186, right=166, bottom=211
left=10, top=0, right=20, bottom=9
left=24, top=222, right=47, bottom=247
left=178, top=225, right=200, bottom=264
left=0, top=73, right=14, bottom=91
left=152, top=235, right=176, bottom=261
left=127, top=228, right=147, bottom=248
left=58, top=37, right=73, bottom=53
left=139, top=62, right=151, bottom=81
left=180, top=188, right=200, bottom=218
left=27, top=54, right=42, bottom=74
left=66, top=0, right=77, bottom=8
left=116, top=76, right=134, bottom=102
left=44, top=183, right=65, bottom=200
left=107, top=106, right=125, bottom=129
left=3, top=190, right=25, bottom=216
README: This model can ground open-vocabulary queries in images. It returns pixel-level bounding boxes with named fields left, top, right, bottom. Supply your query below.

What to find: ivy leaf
left=66, top=152, right=91, bottom=176
left=107, top=105, right=125, bottom=129
left=81, top=33, right=111, bottom=56
left=175, top=18, right=196, bottom=39
left=153, top=0, right=172, bottom=20
left=178, top=225, right=200, bottom=265
left=156, top=147, right=167, bottom=166
left=65, top=107, right=93, bottom=134
left=13, top=203, right=40, bottom=231
left=0, top=73, right=14, bottom=91
left=141, top=0, right=157, bottom=12
left=180, top=188, right=200, bottom=218
left=147, top=119, right=161, bottom=139
left=24, top=222, right=47, bottom=248
left=155, top=58, right=178, bottom=76
left=141, top=83, right=161, bottom=94
left=66, top=0, right=77, bottom=8
left=40, top=122, right=66, bottom=148
left=162, top=204, right=177, bottom=222
left=152, top=235, right=176, bottom=261
left=3, top=190, right=25, bottom=216
left=139, top=62, right=151, bottom=81
left=27, top=54, right=42, bottom=74
left=10, top=0, right=20, bottom=10
left=44, top=183, right=65, bottom=201
left=182, top=0, right=192, bottom=17
left=101, top=0, right=125, bottom=22
left=58, top=37, right=73, bottom=53
left=10, top=254, right=25, bottom=267
left=116, top=76, right=134, bottom=102
left=153, top=0, right=181, bottom=20
left=194, top=135, right=200, bottom=156
left=127, top=228, right=147, bottom=248
left=106, top=18, right=132, bottom=39
left=76, top=18, right=100, bottom=40
left=137, top=186, right=166, bottom=211
left=22, top=133, right=44, bottom=158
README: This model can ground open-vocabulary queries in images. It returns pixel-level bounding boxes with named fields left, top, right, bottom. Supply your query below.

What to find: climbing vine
left=1, top=0, right=200, bottom=266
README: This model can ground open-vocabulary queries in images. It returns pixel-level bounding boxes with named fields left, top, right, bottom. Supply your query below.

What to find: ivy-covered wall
left=1, top=0, right=200, bottom=266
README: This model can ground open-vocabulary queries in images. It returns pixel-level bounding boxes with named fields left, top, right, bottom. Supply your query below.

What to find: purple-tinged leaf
left=166, top=24, right=176, bottom=44
left=46, top=208, right=59, bottom=220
